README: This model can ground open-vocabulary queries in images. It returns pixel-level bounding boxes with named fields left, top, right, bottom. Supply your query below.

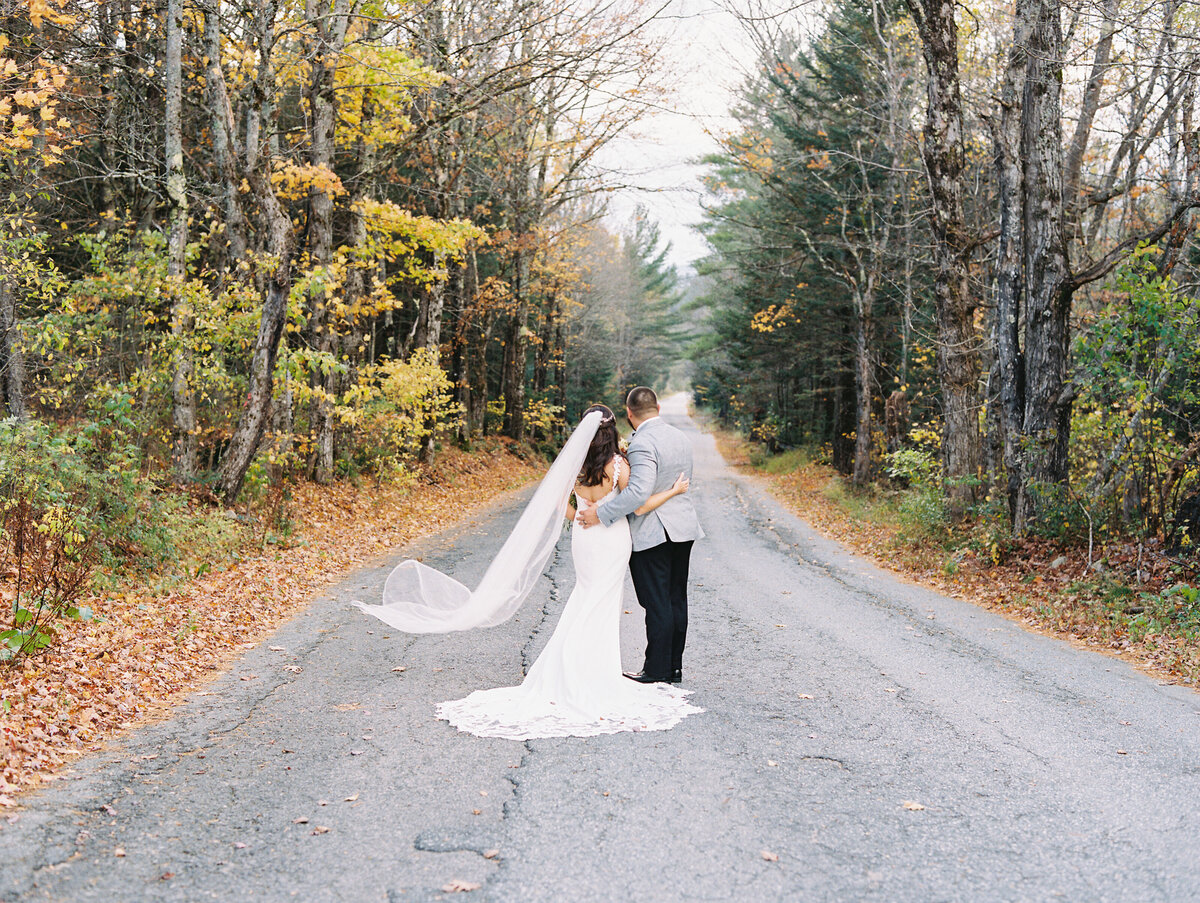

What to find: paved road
left=3, top=399, right=1199, bottom=902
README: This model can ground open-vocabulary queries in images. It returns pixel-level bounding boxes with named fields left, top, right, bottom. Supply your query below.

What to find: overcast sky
left=598, top=0, right=759, bottom=274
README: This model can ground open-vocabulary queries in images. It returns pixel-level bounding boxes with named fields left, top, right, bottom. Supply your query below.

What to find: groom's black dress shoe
left=623, top=670, right=671, bottom=684
left=669, top=669, right=683, bottom=684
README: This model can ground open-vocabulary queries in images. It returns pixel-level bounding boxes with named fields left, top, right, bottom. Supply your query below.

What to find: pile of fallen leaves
left=0, top=443, right=543, bottom=799
left=712, top=429, right=1200, bottom=689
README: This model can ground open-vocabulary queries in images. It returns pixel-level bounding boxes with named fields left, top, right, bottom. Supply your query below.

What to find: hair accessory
left=600, top=414, right=615, bottom=425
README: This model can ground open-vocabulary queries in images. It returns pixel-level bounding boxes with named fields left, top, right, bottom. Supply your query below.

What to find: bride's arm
left=634, top=472, right=689, bottom=516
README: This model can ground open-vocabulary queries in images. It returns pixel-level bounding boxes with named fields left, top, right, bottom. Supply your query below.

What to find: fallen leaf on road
left=767, top=760, right=778, bottom=767
left=479, top=790, right=488, bottom=796
left=391, top=666, right=407, bottom=672
left=113, top=847, right=126, bottom=857
left=761, top=850, right=779, bottom=862
left=318, top=800, right=328, bottom=806
left=233, top=842, right=248, bottom=849
left=901, top=801, right=925, bottom=811
left=798, top=694, right=814, bottom=700
left=239, top=673, right=258, bottom=681
left=1117, top=749, right=1128, bottom=755
left=284, top=665, right=303, bottom=673
left=293, top=817, right=309, bottom=824
left=443, top=880, right=481, bottom=893
left=483, top=849, right=499, bottom=860
left=472, top=809, right=482, bottom=815
left=349, top=749, right=364, bottom=756
left=311, top=825, right=330, bottom=835
left=344, top=794, right=359, bottom=802
left=884, top=688, right=898, bottom=693
left=268, top=646, right=285, bottom=652
left=160, top=872, right=174, bottom=881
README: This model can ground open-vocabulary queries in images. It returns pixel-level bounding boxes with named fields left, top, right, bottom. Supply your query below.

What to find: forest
left=0, top=0, right=689, bottom=657
left=4, top=0, right=1200, bottom=665
left=694, top=0, right=1200, bottom=559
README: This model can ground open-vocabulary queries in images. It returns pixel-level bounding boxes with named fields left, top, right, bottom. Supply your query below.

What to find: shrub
left=0, top=419, right=102, bottom=658
left=0, top=497, right=97, bottom=658
left=340, top=347, right=462, bottom=475
left=885, top=447, right=939, bottom=488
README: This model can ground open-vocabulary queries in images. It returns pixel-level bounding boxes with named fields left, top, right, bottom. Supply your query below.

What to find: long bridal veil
left=353, top=409, right=604, bottom=633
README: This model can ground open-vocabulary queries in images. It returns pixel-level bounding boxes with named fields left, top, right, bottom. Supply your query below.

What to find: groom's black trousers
left=629, top=537, right=693, bottom=679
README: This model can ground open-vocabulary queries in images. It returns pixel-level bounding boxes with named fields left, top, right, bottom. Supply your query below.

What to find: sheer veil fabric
left=353, top=410, right=604, bottom=633
left=356, top=408, right=702, bottom=740
left=436, top=453, right=703, bottom=739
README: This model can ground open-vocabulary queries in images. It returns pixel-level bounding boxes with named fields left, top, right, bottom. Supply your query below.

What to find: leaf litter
left=0, top=445, right=541, bottom=796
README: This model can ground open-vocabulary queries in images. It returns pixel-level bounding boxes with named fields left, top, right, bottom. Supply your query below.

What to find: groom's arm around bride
left=578, top=387, right=703, bottom=683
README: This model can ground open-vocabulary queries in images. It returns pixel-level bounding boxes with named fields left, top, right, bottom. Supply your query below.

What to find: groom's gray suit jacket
left=596, top=415, right=704, bottom=552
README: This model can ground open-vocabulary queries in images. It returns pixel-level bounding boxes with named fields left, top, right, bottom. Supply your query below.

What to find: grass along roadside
left=704, top=422, right=1200, bottom=690
left=0, top=442, right=543, bottom=799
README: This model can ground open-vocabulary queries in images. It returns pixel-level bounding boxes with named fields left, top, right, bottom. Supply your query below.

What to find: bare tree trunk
left=413, top=264, right=447, bottom=351
left=990, top=8, right=1030, bottom=524
left=204, top=0, right=248, bottom=269
left=905, top=0, right=981, bottom=516
left=501, top=248, right=528, bottom=442
left=1015, top=0, right=1073, bottom=534
left=304, top=0, right=350, bottom=484
left=885, top=390, right=908, bottom=456
left=217, top=170, right=293, bottom=500
left=456, top=246, right=487, bottom=439
left=1158, top=64, right=1198, bottom=275
left=217, top=0, right=296, bottom=501
left=0, top=277, right=25, bottom=420
left=1063, top=0, right=1117, bottom=211
left=852, top=287, right=873, bottom=488
left=165, top=0, right=195, bottom=480
left=97, top=1, right=118, bottom=231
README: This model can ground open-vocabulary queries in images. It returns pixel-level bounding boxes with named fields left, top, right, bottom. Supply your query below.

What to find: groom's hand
left=576, top=501, right=601, bottom=529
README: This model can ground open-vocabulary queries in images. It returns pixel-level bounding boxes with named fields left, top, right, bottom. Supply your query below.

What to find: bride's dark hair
left=578, top=404, right=625, bottom=487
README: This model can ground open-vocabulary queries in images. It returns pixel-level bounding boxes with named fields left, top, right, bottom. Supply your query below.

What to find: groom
left=577, top=387, right=703, bottom=684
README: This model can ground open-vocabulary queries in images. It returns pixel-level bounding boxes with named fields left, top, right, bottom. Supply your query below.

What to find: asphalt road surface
left=3, top=397, right=1199, bottom=902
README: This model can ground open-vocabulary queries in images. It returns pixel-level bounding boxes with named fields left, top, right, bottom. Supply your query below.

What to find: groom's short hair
left=626, top=386, right=658, bottom=417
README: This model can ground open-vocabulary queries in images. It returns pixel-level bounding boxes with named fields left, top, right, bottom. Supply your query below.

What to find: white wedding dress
left=436, top=458, right=703, bottom=740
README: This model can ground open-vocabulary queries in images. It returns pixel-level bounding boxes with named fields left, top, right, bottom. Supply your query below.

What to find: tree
left=904, top=0, right=982, bottom=514
left=992, top=0, right=1200, bottom=534
left=165, top=0, right=195, bottom=479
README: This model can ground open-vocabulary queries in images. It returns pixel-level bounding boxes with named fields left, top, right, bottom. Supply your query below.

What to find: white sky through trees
left=600, top=0, right=754, bottom=273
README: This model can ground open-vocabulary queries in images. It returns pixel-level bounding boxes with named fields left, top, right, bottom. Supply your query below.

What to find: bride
left=356, top=404, right=702, bottom=740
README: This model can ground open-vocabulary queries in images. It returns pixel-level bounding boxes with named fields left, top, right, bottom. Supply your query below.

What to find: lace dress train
left=437, top=468, right=702, bottom=740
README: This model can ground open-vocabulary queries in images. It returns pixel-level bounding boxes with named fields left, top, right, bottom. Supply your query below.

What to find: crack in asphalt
left=726, top=472, right=1103, bottom=713
left=406, top=537, right=567, bottom=896
left=7, top=406, right=1200, bottom=902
